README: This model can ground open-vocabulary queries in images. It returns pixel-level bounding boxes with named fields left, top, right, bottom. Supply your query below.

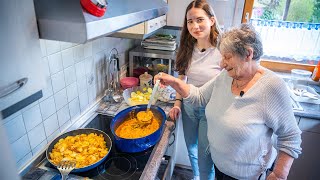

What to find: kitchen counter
left=276, top=72, right=320, bottom=120
left=293, top=102, right=320, bottom=119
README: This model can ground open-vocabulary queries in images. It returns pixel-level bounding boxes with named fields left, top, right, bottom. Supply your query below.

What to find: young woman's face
left=186, top=7, right=215, bottom=40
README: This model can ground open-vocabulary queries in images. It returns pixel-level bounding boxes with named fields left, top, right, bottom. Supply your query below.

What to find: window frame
left=242, top=0, right=316, bottom=73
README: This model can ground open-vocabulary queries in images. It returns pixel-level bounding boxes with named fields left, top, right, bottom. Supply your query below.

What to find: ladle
left=136, top=80, right=160, bottom=126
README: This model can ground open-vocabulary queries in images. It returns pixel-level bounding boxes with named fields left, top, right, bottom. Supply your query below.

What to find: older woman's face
left=220, top=51, right=246, bottom=79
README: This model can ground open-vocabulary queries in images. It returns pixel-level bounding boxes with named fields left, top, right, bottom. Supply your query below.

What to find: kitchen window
left=242, top=0, right=320, bottom=72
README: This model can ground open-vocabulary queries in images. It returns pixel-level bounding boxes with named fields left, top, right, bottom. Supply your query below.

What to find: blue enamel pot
left=110, top=105, right=166, bottom=153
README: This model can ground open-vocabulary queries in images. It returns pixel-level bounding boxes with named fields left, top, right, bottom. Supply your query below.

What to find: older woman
left=155, top=24, right=302, bottom=180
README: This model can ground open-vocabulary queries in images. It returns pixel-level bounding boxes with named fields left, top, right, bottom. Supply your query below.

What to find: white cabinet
left=0, top=0, right=45, bottom=117
left=119, top=15, right=167, bottom=35
left=111, top=15, right=167, bottom=39
left=167, top=0, right=245, bottom=29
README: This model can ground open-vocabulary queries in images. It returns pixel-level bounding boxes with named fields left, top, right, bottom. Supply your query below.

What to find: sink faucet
left=104, top=48, right=122, bottom=102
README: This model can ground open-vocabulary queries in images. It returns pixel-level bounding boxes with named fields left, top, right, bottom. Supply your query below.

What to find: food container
left=120, top=77, right=139, bottom=89
left=139, top=72, right=153, bottom=89
left=291, top=69, right=312, bottom=80
left=110, top=105, right=166, bottom=153
left=46, top=128, right=112, bottom=172
left=290, top=69, right=312, bottom=86
left=123, top=86, right=157, bottom=106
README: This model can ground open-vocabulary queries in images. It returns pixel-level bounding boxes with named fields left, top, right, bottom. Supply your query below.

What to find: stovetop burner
left=42, top=115, right=155, bottom=180
left=98, top=153, right=137, bottom=180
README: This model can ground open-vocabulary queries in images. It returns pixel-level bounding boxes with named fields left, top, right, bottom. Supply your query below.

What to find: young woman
left=169, top=1, right=222, bottom=179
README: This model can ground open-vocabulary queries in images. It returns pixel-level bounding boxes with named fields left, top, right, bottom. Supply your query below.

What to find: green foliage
left=261, top=8, right=276, bottom=20
left=286, top=0, right=314, bottom=22
left=257, top=0, right=317, bottom=22
left=312, top=0, right=320, bottom=22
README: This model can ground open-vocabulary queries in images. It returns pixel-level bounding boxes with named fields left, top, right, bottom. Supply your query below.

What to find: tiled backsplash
left=1, top=37, right=136, bottom=170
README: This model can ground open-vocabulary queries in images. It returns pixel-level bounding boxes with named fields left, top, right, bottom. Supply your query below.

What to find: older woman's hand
left=154, top=72, right=177, bottom=88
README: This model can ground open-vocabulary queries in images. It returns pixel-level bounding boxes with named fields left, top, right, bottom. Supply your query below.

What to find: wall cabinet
left=166, top=0, right=245, bottom=29
left=288, top=117, right=320, bottom=180
left=0, top=0, right=45, bottom=117
left=119, top=15, right=167, bottom=35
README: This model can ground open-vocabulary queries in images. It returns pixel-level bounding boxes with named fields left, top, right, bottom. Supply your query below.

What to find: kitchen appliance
left=80, top=0, right=108, bottom=17
left=129, top=46, right=177, bottom=78
left=39, top=115, right=171, bottom=180
left=110, top=105, right=166, bottom=153
left=34, top=0, right=168, bottom=43
left=46, top=128, right=112, bottom=172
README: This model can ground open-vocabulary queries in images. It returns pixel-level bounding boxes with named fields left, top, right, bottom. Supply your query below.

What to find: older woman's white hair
left=218, top=23, right=264, bottom=61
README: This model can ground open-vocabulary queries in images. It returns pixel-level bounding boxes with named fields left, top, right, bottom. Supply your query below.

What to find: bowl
left=123, top=86, right=157, bottom=106
left=120, top=77, right=139, bottom=90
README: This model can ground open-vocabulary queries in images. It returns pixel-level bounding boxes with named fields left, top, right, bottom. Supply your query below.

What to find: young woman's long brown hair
left=176, top=0, right=221, bottom=75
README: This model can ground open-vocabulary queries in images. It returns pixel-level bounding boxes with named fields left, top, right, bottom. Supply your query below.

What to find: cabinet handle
left=0, top=77, right=28, bottom=98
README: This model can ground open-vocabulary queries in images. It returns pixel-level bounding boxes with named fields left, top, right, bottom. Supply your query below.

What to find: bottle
left=311, top=61, right=320, bottom=81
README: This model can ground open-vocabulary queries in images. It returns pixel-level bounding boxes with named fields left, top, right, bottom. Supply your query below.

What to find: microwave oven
left=129, top=46, right=177, bottom=78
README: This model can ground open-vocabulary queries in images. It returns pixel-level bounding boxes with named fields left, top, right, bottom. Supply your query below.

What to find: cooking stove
left=39, top=115, right=159, bottom=180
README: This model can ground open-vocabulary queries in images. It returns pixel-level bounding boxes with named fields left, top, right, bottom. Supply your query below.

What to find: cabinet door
left=298, top=117, right=320, bottom=133
left=167, top=0, right=245, bottom=29
left=0, top=0, right=44, bottom=113
left=288, top=131, right=320, bottom=180
left=167, top=0, right=192, bottom=27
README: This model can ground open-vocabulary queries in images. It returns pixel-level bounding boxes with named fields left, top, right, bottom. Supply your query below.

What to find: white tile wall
left=57, top=105, right=70, bottom=127
left=3, top=115, right=26, bottom=143
left=54, top=89, right=68, bottom=110
left=22, top=104, right=42, bottom=131
left=11, top=134, right=31, bottom=162
left=64, top=65, right=76, bottom=85
left=48, top=52, right=63, bottom=75
left=28, top=123, right=46, bottom=149
left=2, top=36, right=137, bottom=171
left=43, top=113, right=59, bottom=137
left=51, top=71, right=66, bottom=93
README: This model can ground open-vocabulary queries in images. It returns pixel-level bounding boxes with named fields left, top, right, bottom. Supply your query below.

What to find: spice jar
left=139, top=72, right=153, bottom=89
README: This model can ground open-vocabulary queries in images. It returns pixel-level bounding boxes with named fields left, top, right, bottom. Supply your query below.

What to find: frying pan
left=46, top=128, right=112, bottom=172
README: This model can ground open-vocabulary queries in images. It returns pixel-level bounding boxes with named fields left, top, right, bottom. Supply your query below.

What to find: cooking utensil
left=57, top=160, right=76, bottom=180
left=136, top=80, right=160, bottom=126
left=111, top=105, right=166, bottom=153
left=46, top=128, right=112, bottom=173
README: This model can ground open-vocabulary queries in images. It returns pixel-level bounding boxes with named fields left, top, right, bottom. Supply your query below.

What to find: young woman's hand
left=169, top=106, right=181, bottom=120
left=154, top=72, right=177, bottom=88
